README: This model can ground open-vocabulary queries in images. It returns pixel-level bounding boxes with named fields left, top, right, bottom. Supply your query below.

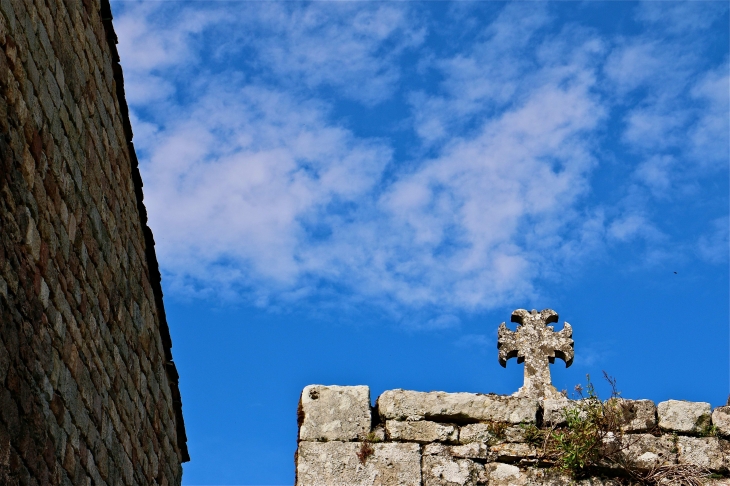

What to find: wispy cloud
left=697, top=217, right=729, bottom=264
left=140, top=83, right=390, bottom=298
left=240, top=2, right=425, bottom=105
left=112, top=1, right=728, bottom=312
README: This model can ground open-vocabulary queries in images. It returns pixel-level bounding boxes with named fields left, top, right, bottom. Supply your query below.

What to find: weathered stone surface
left=677, top=436, right=728, bottom=472
left=386, top=420, right=457, bottom=443
left=296, top=441, right=421, bottom=486
left=484, top=462, right=524, bottom=486
left=378, top=390, right=538, bottom=423
left=657, top=400, right=712, bottom=433
left=543, top=398, right=574, bottom=426
left=450, top=442, right=491, bottom=460
left=713, top=406, right=730, bottom=436
left=498, top=309, right=574, bottom=399
left=370, top=425, right=387, bottom=442
left=299, top=385, right=371, bottom=441
left=490, top=442, right=538, bottom=462
left=617, top=399, right=656, bottom=432
left=459, top=423, right=494, bottom=444
left=459, top=423, right=528, bottom=444
left=612, top=434, right=676, bottom=471
left=423, top=442, right=491, bottom=460
left=484, top=464, right=623, bottom=486
left=422, top=454, right=486, bottom=486
left=504, top=425, right=533, bottom=443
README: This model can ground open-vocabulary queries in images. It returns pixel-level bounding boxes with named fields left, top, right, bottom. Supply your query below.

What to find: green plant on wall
left=551, top=404, right=603, bottom=473
left=541, top=373, right=715, bottom=485
left=544, top=373, right=621, bottom=477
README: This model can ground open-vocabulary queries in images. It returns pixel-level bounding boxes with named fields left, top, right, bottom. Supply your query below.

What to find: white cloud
left=634, top=155, right=676, bottom=197
left=607, top=214, right=658, bottom=243
left=635, top=2, right=728, bottom=34
left=688, top=66, right=730, bottom=166
left=604, top=36, right=697, bottom=153
left=115, top=1, right=422, bottom=107
left=226, top=2, right=424, bottom=105
left=115, top=3, right=225, bottom=105
left=140, top=84, right=390, bottom=296
left=604, top=40, right=668, bottom=95
left=698, top=217, right=729, bottom=264
left=410, top=4, right=554, bottom=145
left=603, top=7, right=727, bottom=167
left=139, top=62, right=605, bottom=309
left=113, top=1, right=728, bottom=312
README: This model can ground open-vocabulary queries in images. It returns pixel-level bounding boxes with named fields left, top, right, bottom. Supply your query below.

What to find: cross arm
left=546, top=322, right=574, bottom=367
left=497, top=322, right=519, bottom=368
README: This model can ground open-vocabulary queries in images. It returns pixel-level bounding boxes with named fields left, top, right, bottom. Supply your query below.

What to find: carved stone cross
left=497, top=309, right=574, bottom=399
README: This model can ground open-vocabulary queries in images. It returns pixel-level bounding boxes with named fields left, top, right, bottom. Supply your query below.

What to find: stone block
left=713, top=406, right=730, bottom=437
left=423, top=442, right=490, bottom=460
left=677, top=436, right=728, bottom=472
left=490, top=442, right=538, bottom=462
left=613, top=433, right=676, bottom=471
left=458, top=423, right=530, bottom=444
left=617, top=399, right=656, bottom=432
left=422, top=454, right=486, bottom=486
left=657, top=400, right=712, bottom=433
left=377, top=390, right=538, bottom=424
left=385, top=420, right=457, bottom=444
left=450, top=442, right=491, bottom=460
left=296, top=441, right=421, bottom=486
left=459, top=423, right=499, bottom=444
left=299, top=385, right=371, bottom=442
left=504, top=425, right=534, bottom=443
left=484, top=463, right=524, bottom=486
left=369, top=425, right=386, bottom=442
left=484, top=464, right=623, bottom=486
left=542, top=398, right=574, bottom=426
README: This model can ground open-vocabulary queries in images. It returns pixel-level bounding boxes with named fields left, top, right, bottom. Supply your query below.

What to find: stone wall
left=0, top=0, right=187, bottom=483
left=295, top=385, right=730, bottom=485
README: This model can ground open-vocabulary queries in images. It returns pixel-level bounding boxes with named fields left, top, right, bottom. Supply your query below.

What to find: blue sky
left=108, top=1, right=728, bottom=484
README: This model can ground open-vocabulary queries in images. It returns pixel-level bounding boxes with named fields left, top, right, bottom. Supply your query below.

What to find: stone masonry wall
left=296, top=385, right=730, bottom=485
left=0, top=0, right=187, bottom=483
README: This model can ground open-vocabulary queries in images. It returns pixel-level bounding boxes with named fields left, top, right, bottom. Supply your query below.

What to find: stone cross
left=497, top=309, right=574, bottom=399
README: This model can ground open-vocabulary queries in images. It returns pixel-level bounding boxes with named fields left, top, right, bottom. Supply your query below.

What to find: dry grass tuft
left=644, top=464, right=712, bottom=486
left=356, top=441, right=375, bottom=465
